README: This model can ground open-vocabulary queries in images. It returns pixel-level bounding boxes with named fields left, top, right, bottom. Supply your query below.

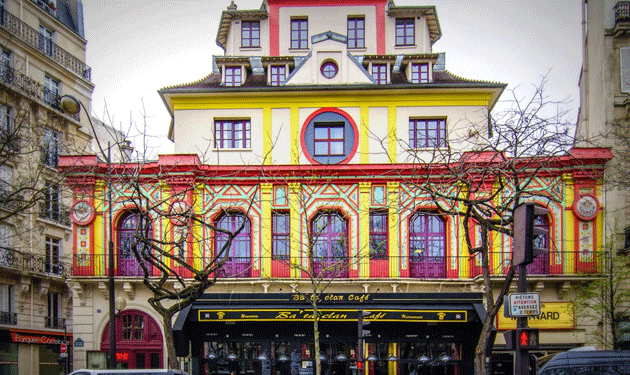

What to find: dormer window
left=396, top=18, right=415, bottom=46
left=372, top=64, right=387, bottom=84
left=348, top=17, right=365, bottom=49
left=291, top=18, right=308, bottom=49
left=270, top=65, right=286, bottom=86
left=224, top=66, right=242, bottom=86
left=411, top=63, right=429, bottom=83
left=241, top=21, right=260, bottom=48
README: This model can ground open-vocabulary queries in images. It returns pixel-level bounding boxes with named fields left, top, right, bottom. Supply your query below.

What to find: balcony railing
left=38, top=202, right=71, bottom=226
left=0, top=246, right=71, bottom=277
left=0, top=311, right=17, bottom=325
left=616, top=2, right=630, bottom=24
left=0, top=8, right=92, bottom=80
left=0, top=65, right=80, bottom=121
left=0, top=191, right=24, bottom=212
left=71, top=252, right=606, bottom=279
left=45, top=317, right=65, bottom=329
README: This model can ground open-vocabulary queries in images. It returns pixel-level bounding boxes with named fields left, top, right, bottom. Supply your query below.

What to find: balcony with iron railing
left=0, top=65, right=80, bottom=121
left=0, top=311, right=17, bottom=325
left=45, top=317, right=65, bottom=329
left=38, top=202, right=71, bottom=226
left=71, top=252, right=605, bottom=279
left=0, top=7, right=91, bottom=80
left=0, top=246, right=71, bottom=277
left=617, top=2, right=630, bottom=23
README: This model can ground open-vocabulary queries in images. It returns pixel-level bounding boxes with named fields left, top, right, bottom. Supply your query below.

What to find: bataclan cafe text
left=173, top=293, right=488, bottom=375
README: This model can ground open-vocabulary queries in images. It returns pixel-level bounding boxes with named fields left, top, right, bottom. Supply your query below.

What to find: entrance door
left=101, top=310, right=164, bottom=369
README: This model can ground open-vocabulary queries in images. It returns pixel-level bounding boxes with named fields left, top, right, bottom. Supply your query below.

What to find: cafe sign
left=198, top=309, right=468, bottom=323
left=497, top=302, right=574, bottom=330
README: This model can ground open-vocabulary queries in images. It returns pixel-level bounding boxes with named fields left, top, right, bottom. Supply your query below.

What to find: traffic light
left=516, top=328, right=539, bottom=350
left=358, top=309, right=371, bottom=338
left=513, top=202, right=549, bottom=266
left=503, top=330, right=516, bottom=350
left=357, top=309, right=371, bottom=361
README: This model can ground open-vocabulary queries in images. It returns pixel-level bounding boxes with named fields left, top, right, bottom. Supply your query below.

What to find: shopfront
left=173, top=293, right=487, bottom=375
left=0, top=328, right=71, bottom=375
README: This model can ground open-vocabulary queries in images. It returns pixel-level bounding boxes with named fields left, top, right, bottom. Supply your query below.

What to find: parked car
left=69, top=370, right=187, bottom=375
left=538, top=349, right=630, bottom=375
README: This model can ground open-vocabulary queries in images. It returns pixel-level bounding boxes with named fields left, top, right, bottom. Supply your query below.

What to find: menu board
left=290, top=352, right=301, bottom=375
left=261, top=360, right=271, bottom=375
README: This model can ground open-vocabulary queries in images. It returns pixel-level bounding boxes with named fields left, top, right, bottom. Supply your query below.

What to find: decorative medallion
left=572, top=194, right=599, bottom=221
left=71, top=201, right=94, bottom=225
left=170, top=200, right=191, bottom=226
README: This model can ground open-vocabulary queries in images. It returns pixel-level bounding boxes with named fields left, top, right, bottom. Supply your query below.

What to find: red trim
left=300, top=107, right=359, bottom=165
left=267, top=0, right=387, bottom=56
left=59, top=148, right=612, bottom=183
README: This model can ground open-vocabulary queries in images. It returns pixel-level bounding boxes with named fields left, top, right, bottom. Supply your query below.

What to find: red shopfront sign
left=9, top=329, right=71, bottom=345
left=116, top=352, right=130, bottom=361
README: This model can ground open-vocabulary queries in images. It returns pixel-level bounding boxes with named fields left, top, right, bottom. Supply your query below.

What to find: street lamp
left=60, top=94, right=117, bottom=369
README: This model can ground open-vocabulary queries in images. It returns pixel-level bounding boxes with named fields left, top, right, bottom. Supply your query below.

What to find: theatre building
left=61, top=0, right=612, bottom=374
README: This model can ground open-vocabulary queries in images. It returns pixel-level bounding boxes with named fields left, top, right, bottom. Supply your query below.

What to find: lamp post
left=60, top=95, right=117, bottom=369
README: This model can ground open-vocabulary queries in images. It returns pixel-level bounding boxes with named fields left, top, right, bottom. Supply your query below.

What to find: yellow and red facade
left=62, top=0, right=612, bottom=374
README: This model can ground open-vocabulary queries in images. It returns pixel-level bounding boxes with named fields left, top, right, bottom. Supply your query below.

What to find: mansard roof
left=160, top=59, right=502, bottom=92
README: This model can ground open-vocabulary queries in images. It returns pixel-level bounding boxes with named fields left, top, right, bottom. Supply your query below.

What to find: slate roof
left=161, top=69, right=502, bottom=92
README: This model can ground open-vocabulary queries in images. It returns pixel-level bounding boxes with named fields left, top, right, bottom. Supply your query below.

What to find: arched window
left=409, top=212, right=446, bottom=278
left=215, top=211, right=251, bottom=277
left=528, top=212, right=550, bottom=275
left=311, top=211, right=348, bottom=278
left=117, top=211, right=152, bottom=277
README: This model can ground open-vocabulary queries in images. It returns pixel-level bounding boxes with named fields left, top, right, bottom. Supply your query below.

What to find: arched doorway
left=101, top=309, right=164, bottom=369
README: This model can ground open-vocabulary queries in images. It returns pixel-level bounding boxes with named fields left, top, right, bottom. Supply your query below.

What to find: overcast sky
left=82, top=0, right=582, bottom=156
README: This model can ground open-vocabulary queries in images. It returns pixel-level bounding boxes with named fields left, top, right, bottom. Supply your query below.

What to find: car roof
left=540, top=350, right=630, bottom=372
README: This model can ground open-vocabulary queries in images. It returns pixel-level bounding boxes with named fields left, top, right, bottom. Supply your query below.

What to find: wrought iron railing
left=615, top=2, right=630, bottom=24
left=71, top=252, right=606, bottom=279
left=0, top=246, right=71, bottom=277
left=0, top=65, right=80, bottom=121
left=0, top=7, right=91, bottom=80
left=45, top=317, right=65, bottom=329
left=38, top=202, right=71, bottom=226
left=0, top=191, right=24, bottom=212
left=0, top=311, right=17, bottom=325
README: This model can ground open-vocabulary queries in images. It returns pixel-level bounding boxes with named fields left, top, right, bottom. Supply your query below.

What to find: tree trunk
left=313, top=302, right=321, bottom=375
left=162, top=311, right=179, bottom=370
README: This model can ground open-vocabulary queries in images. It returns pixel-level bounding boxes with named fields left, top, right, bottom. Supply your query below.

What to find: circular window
left=321, top=61, right=338, bottom=79
left=300, top=108, right=359, bottom=165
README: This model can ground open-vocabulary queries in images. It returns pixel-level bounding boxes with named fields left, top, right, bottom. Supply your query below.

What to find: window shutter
left=621, top=47, right=630, bottom=93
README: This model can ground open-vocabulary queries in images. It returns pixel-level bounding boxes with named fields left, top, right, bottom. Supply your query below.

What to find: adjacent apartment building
left=60, top=1, right=612, bottom=374
left=0, top=0, right=93, bottom=374
left=575, top=0, right=630, bottom=351
left=578, top=1, right=630, bottom=253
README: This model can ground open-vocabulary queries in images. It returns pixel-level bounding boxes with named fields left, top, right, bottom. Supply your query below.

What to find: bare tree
left=388, top=77, right=576, bottom=374
left=263, top=179, right=368, bottom=375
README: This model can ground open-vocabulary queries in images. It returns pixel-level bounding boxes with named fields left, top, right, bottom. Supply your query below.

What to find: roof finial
left=228, top=0, right=237, bottom=11
left=387, top=0, right=395, bottom=10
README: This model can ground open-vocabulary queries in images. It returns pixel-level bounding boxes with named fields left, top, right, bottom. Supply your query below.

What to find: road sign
left=504, top=292, right=541, bottom=317
left=60, top=343, right=67, bottom=353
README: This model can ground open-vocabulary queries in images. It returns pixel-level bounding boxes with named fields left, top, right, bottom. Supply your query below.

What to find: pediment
left=285, top=31, right=374, bottom=86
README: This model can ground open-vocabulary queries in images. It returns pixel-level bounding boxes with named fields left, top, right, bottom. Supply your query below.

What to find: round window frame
left=320, top=61, right=339, bottom=79
left=300, top=107, right=359, bottom=165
